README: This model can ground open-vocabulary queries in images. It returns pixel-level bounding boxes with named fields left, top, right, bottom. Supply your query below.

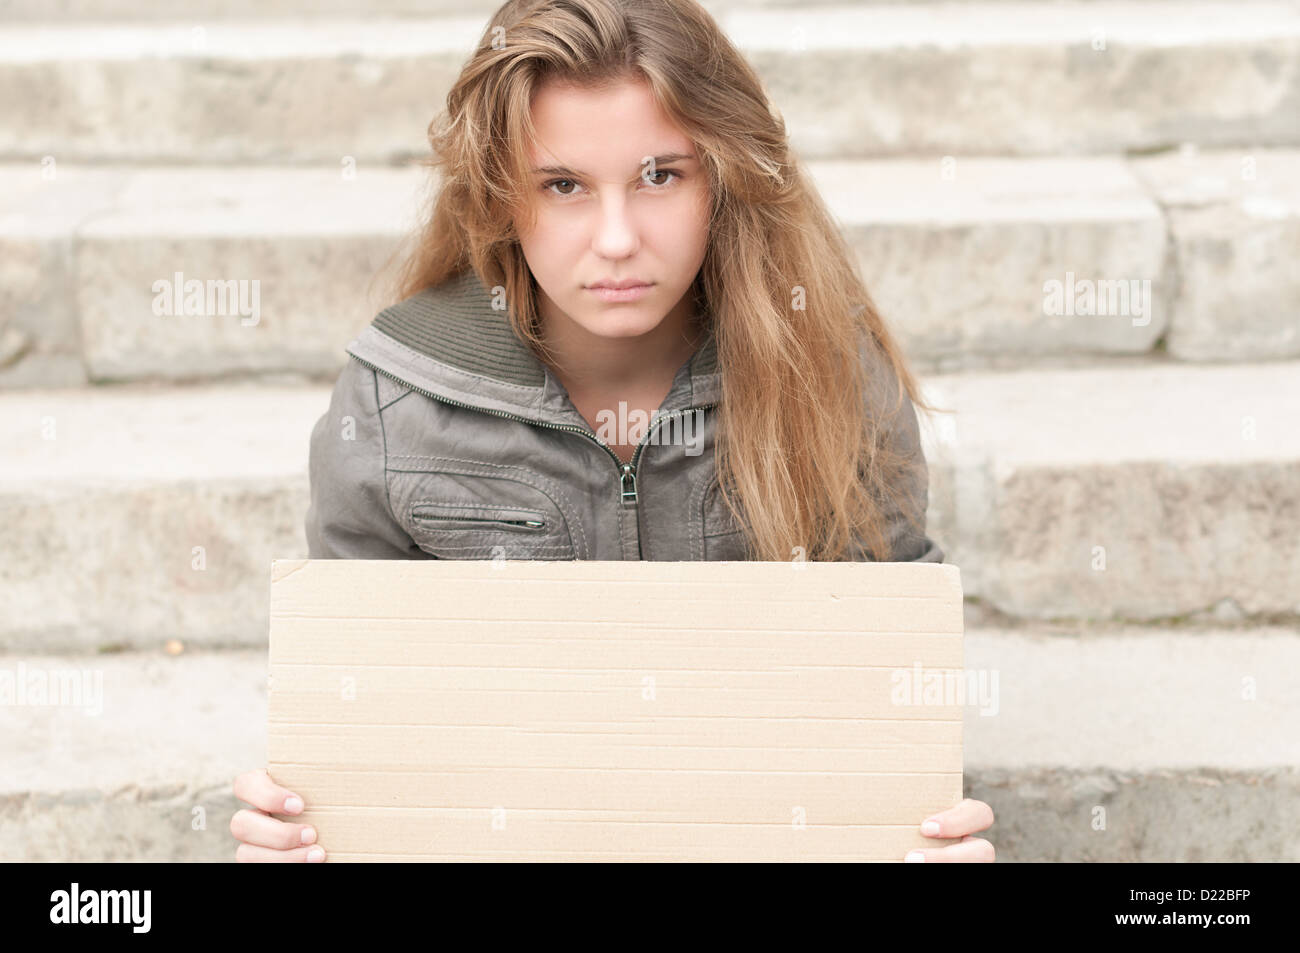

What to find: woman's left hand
left=904, top=798, right=995, bottom=862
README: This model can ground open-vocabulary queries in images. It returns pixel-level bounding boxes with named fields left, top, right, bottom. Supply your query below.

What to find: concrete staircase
left=1, top=0, right=1297, bottom=861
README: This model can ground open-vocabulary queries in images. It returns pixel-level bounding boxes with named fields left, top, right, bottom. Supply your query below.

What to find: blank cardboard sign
left=267, top=558, right=965, bottom=861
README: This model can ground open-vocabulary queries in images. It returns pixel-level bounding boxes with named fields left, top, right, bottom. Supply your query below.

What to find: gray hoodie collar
left=345, top=268, right=720, bottom=429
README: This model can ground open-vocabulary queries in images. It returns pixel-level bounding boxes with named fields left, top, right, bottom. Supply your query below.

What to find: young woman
left=233, top=0, right=994, bottom=862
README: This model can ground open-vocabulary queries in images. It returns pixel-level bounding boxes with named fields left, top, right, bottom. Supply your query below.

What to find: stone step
left=0, top=163, right=419, bottom=389
left=920, top=359, right=1300, bottom=621
left=0, top=650, right=266, bottom=862
left=3, top=627, right=1295, bottom=860
left=0, top=381, right=321, bottom=653
left=1, top=359, right=1297, bottom=652
left=0, top=0, right=503, bottom=16
left=3, top=149, right=1296, bottom=389
left=1130, top=147, right=1300, bottom=361
left=962, top=624, right=1300, bottom=862
left=2, top=3, right=1297, bottom=163
left=0, top=0, right=1096, bottom=21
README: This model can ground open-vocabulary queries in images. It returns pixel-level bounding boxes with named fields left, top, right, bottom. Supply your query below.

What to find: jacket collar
left=345, top=268, right=720, bottom=429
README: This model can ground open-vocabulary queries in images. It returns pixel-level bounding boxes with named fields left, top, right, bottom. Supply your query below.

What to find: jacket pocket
left=407, top=498, right=576, bottom=559
left=391, top=463, right=583, bottom=560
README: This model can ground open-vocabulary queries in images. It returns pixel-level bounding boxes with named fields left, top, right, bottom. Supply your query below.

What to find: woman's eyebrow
left=529, top=152, right=696, bottom=176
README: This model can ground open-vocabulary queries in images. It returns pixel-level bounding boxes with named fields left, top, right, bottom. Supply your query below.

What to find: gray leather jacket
left=305, top=268, right=943, bottom=563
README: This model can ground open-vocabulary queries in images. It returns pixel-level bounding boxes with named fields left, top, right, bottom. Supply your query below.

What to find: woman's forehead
left=526, top=78, right=692, bottom=157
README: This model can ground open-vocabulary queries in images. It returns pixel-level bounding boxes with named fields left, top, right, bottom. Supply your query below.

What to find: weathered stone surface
left=0, top=650, right=266, bottom=862
left=2, top=4, right=1297, bottom=162
left=921, top=359, right=1300, bottom=620
left=0, top=383, right=322, bottom=652
left=1132, top=147, right=1300, bottom=361
left=814, top=156, right=1167, bottom=366
left=73, top=166, right=424, bottom=382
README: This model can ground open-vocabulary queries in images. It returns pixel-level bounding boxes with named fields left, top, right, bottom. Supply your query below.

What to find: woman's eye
left=643, top=169, right=681, bottom=188
left=546, top=178, right=580, bottom=196
left=542, top=170, right=680, bottom=197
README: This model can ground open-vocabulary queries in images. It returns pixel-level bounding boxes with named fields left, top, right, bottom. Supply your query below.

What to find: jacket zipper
left=414, top=515, right=546, bottom=529
left=347, top=353, right=716, bottom=509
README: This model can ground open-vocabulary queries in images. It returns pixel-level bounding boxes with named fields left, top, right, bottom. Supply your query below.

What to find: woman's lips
left=586, top=283, right=653, bottom=303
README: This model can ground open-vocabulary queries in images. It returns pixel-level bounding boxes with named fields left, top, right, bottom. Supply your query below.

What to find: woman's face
left=515, top=76, right=711, bottom=343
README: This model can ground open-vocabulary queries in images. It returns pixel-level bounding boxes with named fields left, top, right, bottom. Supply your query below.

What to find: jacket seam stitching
left=688, top=469, right=714, bottom=562
left=369, top=366, right=406, bottom=541
left=376, top=376, right=416, bottom=411
left=411, top=501, right=548, bottom=517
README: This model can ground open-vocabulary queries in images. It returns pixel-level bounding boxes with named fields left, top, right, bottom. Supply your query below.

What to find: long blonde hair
left=376, top=0, right=936, bottom=561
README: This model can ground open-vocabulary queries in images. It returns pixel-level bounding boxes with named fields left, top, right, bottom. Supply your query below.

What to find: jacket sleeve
left=872, top=388, right=944, bottom=563
left=304, top=358, right=435, bottom=559
left=852, top=342, right=945, bottom=564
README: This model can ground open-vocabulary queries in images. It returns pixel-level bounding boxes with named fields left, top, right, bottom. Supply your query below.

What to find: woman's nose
left=591, top=196, right=639, bottom=257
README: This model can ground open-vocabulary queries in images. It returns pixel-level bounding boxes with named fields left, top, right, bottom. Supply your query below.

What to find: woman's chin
left=574, top=311, right=665, bottom=339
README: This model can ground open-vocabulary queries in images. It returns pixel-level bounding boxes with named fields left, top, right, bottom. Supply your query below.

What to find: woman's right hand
left=231, top=768, right=326, bottom=862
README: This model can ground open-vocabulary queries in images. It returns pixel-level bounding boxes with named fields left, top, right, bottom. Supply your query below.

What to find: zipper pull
left=620, top=462, right=638, bottom=505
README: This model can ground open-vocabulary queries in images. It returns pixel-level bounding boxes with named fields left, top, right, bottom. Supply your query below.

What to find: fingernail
left=284, top=796, right=303, bottom=813
left=307, top=847, right=325, bottom=862
left=300, top=826, right=316, bottom=846
left=905, top=851, right=926, bottom=863
left=920, top=820, right=940, bottom=836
